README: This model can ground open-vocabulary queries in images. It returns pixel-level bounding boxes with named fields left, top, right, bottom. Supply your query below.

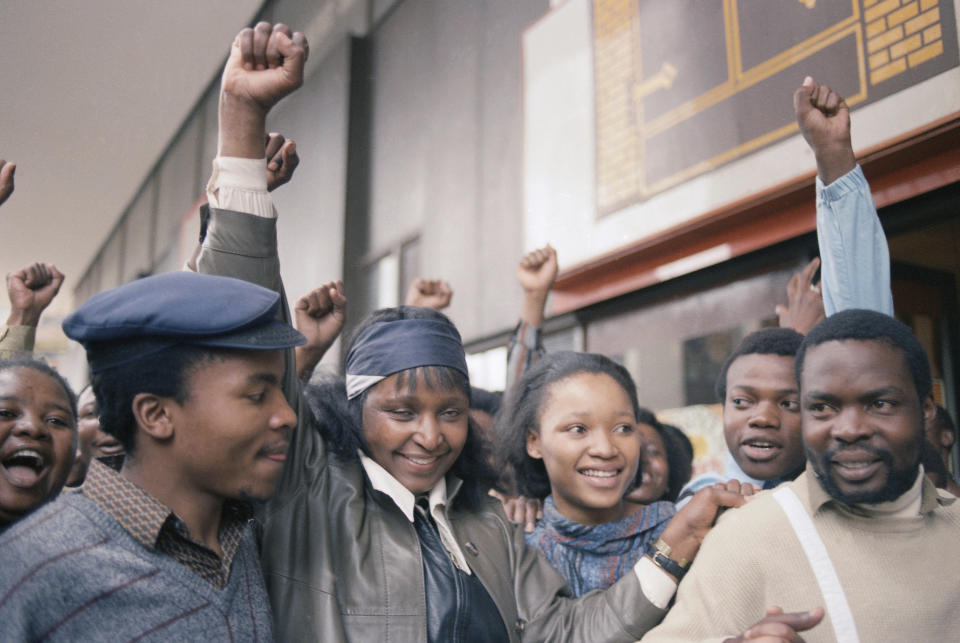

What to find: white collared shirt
left=359, top=452, right=472, bottom=574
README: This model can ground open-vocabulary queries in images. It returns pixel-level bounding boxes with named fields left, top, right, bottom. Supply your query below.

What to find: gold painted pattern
left=590, top=0, right=952, bottom=214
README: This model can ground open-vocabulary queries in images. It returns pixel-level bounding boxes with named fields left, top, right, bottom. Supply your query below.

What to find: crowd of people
left=1, top=21, right=958, bottom=643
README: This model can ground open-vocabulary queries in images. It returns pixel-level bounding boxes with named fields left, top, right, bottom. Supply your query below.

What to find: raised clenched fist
left=221, top=22, right=309, bottom=114
left=405, top=279, right=453, bottom=310
left=793, top=76, right=856, bottom=185
left=516, top=244, right=558, bottom=296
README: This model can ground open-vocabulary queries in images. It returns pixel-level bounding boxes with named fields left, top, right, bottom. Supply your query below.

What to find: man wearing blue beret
left=0, top=268, right=305, bottom=638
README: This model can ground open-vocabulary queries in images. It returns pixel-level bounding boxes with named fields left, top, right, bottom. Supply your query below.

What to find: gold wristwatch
left=650, top=538, right=690, bottom=581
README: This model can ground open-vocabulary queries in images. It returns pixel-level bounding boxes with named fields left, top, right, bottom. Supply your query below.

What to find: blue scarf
left=525, top=496, right=675, bottom=596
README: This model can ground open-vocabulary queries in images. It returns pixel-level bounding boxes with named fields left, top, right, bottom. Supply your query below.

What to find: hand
left=219, top=23, right=309, bottom=159
left=654, top=479, right=755, bottom=577
left=724, top=606, right=824, bottom=642
left=0, top=159, right=14, bottom=207
left=517, top=244, right=558, bottom=328
left=776, top=257, right=825, bottom=335
left=265, top=133, right=300, bottom=191
left=793, top=76, right=856, bottom=185
left=222, top=22, right=308, bottom=113
left=294, top=281, right=346, bottom=380
left=6, top=263, right=65, bottom=326
left=492, top=491, right=543, bottom=533
left=516, top=244, right=558, bottom=296
left=405, top=278, right=453, bottom=310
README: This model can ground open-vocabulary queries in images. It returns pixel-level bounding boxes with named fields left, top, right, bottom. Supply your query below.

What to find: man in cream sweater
left=644, top=309, right=960, bottom=642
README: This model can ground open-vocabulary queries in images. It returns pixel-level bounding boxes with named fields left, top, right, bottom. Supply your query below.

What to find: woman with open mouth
left=0, top=359, right=77, bottom=531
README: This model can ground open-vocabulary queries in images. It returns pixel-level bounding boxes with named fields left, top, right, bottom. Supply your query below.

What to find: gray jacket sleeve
left=196, top=207, right=298, bottom=407
left=816, top=165, right=894, bottom=317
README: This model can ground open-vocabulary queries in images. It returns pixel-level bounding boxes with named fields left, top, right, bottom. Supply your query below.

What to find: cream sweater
left=643, top=466, right=960, bottom=642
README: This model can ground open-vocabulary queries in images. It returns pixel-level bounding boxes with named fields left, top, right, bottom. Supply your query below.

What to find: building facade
left=71, top=0, right=960, bottom=471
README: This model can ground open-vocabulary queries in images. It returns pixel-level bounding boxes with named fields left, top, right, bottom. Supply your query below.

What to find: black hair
left=629, top=411, right=694, bottom=503
left=715, top=327, right=804, bottom=401
left=304, top=306, right=498, bottom=512
left=0, top=358, right=78, bottom=425
left=91, top=344, right=223, bottom=454
left=470, top=387, right=503, bottom=416
left=933, top=405, right=957, bottom=441
left=658, top=422, right=694, bottom=502
left=795, top=309, right=932, bottom=402
left=496, top=351, right=641, bottom=500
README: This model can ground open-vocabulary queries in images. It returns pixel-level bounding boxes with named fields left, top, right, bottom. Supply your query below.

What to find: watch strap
left=651, top=550, right=688, bottom=581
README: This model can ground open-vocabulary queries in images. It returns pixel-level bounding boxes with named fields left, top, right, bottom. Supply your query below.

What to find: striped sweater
left=0, top=493, right=272, bottom=641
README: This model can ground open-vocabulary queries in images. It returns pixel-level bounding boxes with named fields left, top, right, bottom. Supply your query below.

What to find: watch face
left=653, top=538, right=671, bottom=556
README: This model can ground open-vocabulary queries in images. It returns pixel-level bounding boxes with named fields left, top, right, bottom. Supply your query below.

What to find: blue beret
left=63, top=272, right=305, bottom=372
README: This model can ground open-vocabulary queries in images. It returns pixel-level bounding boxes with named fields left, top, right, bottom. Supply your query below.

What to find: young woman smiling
left=498, top=351, right=752, bottom=596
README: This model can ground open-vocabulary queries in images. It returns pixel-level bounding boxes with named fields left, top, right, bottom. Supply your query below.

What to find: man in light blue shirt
left=679, top=77, right=894, bottom=505
left=797, top=75, right=894, bottom=317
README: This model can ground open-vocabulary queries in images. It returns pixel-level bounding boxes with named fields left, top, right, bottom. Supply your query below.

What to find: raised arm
left=0, top=162, right=65, bottom=358
left=194, top=22, right=308, bottom=416
left=775, top=257, right=825, bottom=335
left=1, top=262, right=65, bottom=359
left=404, top=278, right=453, bottom=310
left=196, top=22, right=307, bottom=292
left=794, top=76, right=893, bottom=316
left=294, top=280, right=346, bottom=381
left=217, top=24, right=308, bottom=159
left=0, top=159, right=15, bottom=207
left=186, top=132, right=300, bottom=272
left=506, top=244, right=558, bottom=390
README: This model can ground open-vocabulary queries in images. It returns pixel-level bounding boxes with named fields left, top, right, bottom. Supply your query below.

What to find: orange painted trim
left=552, top=111, right=960, bottom=314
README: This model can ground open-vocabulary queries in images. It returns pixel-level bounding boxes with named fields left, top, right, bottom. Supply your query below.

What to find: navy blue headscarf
left=344, top=319, right=469, bottom=399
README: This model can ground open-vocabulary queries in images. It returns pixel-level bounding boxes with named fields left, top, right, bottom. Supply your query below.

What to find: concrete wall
left=70, top=0, right=552, bottom=382
left=365, top=0, right=549, bottom=341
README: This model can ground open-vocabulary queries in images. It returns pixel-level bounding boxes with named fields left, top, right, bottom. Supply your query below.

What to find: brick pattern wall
left=593, top=0, right=643, bottom=213
left=865, top=0, right=945, bottom=84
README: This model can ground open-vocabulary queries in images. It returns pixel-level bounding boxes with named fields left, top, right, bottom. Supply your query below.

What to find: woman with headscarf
left=244, top=302, right=750, bottom=642
left=195, top=27, right=751, bottom=637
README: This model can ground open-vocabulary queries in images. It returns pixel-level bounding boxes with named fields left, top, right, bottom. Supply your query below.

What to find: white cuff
left=206, top=156, right=275, bottom=218
left=635, top=556, right=678, bottom=610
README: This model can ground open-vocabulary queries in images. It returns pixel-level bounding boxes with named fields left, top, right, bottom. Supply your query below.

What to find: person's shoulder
left=467, top=494, right=513, bottom=523
left=686, top=470, right=729, bottom=489
left=3, top=491, right=109, bottom=540
left=676, top=471, right=730, bottom=507
left=933, top=489, right=960, bottom=526
left=705, top=486, right=790, bottom=542
left=452, top=494, right=516, bottom=542
left=0, top=494, right=112, bottom=585
left=2, top=492, right=95, bottom=540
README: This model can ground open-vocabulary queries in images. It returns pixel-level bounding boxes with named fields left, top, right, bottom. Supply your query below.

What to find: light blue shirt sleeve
left=675, top=452, right=763, bottom=508
left=816, top=165, right=894, bottom=316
